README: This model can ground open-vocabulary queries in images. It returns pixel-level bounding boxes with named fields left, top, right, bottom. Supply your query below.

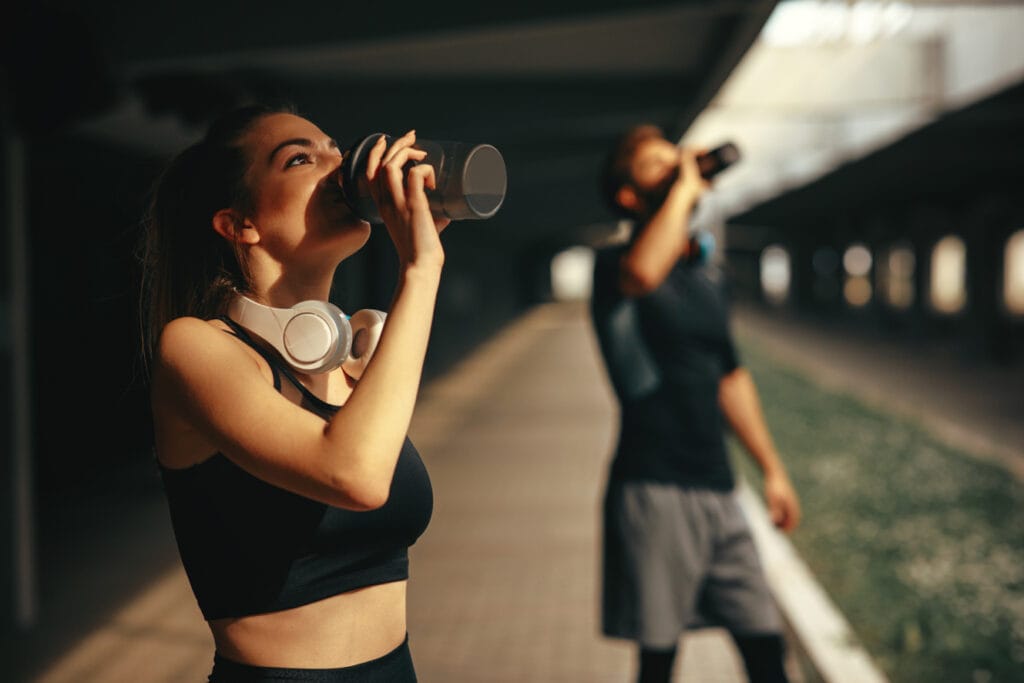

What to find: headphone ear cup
left=341, top=309, right=387, bottom=380
left=284, top=300, right=353, bottom=373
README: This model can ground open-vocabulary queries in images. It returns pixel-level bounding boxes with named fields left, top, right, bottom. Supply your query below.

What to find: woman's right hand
left=364, top=131, right=450, bottom=271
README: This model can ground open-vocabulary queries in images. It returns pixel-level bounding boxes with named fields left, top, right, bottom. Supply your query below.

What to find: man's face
left=629, top=137, right=680, bottom=192
left=627, top=137, right=681, bottom=213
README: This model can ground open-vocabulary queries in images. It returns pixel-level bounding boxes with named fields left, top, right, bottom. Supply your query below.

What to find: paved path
left=22, top=302, right=749, bottom=683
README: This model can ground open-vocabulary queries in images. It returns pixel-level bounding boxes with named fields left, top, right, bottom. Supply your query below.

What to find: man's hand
left=764, top=470, right=801, bottom=533
left=675, top=146, right=711, bottom=206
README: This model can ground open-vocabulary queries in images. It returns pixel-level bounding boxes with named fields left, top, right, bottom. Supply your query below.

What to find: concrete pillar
left=1, top=87, right=37, bottom=632
left=963, top=200, right=995, bottom=360
left=789, top=234, right=817, bottom=314
left=966, top=195, right=1021, bottom=363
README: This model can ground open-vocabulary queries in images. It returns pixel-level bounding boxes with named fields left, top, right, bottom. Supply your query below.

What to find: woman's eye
left=286, top=153, right=310, bottom=168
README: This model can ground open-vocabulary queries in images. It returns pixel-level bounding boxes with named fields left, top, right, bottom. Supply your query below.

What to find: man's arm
left=719, top=367, right=802, bottom=532
left=619, top=148, right=708, bottom=297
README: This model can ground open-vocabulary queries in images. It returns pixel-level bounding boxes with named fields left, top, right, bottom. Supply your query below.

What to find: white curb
left=737, top=483, right=890, bottom=683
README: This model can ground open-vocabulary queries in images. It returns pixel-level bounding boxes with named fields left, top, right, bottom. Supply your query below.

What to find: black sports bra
left=157, top=317, right=433, bottom=620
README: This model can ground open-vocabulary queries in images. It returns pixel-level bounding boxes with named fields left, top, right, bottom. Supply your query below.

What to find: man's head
left=600, top=124, right=682, bottom=219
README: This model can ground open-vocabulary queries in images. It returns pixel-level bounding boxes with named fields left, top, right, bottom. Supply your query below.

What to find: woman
left=140, top=104, right=446, bottom=682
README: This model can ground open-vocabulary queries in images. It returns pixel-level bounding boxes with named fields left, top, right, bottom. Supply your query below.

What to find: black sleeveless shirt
left=158, top=318, right=433, bottom=620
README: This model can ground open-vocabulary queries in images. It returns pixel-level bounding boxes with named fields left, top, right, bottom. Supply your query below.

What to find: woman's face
left=239, top=113, right=370, bottom=261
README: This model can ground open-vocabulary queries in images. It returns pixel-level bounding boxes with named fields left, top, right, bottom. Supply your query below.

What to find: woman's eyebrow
left=268, top=137, right=313, bottom=164
left=267, top=137, right=340, bottom=164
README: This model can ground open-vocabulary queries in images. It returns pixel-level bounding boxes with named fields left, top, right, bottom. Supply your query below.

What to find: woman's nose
left=322, top=153, right=344, bottom=182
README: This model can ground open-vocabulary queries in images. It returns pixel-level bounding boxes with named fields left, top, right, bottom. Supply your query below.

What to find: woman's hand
left=364, top=131, right=450, bottom=270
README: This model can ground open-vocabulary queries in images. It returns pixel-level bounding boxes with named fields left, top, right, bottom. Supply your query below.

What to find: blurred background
left=2, top=1, right=1023, bottom=681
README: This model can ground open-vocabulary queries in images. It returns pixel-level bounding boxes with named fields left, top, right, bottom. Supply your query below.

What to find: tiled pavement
left=22, top=301, right=749, bottom=683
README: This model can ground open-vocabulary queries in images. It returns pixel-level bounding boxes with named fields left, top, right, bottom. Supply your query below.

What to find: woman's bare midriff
left=209, top=580, right=407, bottom=668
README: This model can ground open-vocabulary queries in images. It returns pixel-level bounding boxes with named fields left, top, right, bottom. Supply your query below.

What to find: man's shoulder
left=593, top=241, right=629, bottom=257
left=590, top=243, right=629, bottom=309
left=592, top=243, right=628, bottom=276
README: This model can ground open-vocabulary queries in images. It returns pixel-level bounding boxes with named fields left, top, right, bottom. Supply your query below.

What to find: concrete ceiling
left=729, top=77, right=1024, bottom=231
left=6, top=0, right=778, bottom=251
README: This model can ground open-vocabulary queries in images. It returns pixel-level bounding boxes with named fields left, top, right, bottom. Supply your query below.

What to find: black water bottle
left=337, top=133, right=508, bottom=223
left=696, top=142, right=741, bottom=180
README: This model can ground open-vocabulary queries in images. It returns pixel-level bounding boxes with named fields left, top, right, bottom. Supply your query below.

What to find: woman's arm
left=152, top=132, right=447, bottom=511
left=619, top=147, right=708, bottom=297
left=718, top=367, right=802, bottom=532
left=315, top=131, right=447, bottom=507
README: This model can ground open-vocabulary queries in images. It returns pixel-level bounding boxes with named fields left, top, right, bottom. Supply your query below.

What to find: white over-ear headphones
left=227, top=294, right=387, bottom=379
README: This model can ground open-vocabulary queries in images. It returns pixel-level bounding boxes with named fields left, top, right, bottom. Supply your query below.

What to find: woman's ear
left=212, top=209, right=260, bottom=245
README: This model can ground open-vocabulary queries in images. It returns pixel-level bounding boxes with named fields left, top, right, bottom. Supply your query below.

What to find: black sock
left=637, top=645, right=677, bottom=683
left=733, top=633, right=789, bottom=683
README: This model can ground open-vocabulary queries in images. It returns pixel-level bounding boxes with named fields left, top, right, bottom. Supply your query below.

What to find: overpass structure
left=4, top=2, right=1022, bottom=680
left=726, top=78, right=1024, bottom=364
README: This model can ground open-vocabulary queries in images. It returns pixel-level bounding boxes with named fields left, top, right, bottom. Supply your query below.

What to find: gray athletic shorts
left=602, top=481, right=782, bottom=648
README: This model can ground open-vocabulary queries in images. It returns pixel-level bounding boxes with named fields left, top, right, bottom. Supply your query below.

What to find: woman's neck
left=251, top=280, right=334, bottom=308
left=247, top=259, right=337, bottom=308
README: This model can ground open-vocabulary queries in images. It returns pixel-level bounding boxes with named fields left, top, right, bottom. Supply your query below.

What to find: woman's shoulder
left=152, top=317, right=272, bottom=470
left=158, top=315, right=226, bottom=354
left=160, top=314, right=230, bottom=338
left=155, top=316, right=260, bottom=381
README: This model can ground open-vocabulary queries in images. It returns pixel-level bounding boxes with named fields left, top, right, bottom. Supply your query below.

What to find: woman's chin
left=336, top=200, right=372, bottom=229
left=325, top=221, right=372, bottom=257
left=329, top=215, right=372, bottom=237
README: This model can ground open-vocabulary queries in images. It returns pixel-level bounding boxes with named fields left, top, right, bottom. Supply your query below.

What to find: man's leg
left=700, top=491, right=790, bottom=682
left=637, top=644, right=678, bottom=683
left=604, top=483, right=710, bottom=681
left=732, top=633, right=789, bottom=683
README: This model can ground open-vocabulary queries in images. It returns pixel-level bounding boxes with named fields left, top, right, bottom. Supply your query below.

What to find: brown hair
left=138, top=103, right=294, bottom=367
left=598, top=123, right=666, bottom=218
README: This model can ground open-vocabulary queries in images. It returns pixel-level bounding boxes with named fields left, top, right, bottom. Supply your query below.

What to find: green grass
left=730, top=339, right=1024, bottom=683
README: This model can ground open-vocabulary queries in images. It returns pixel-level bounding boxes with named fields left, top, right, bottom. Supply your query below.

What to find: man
left=590, top=124, right=801, bottom=683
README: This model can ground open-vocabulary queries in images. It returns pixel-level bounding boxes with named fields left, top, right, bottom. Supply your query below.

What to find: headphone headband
left=227, top=294, right=387, bottom=378
left=227, top=295, right=353, bottom=374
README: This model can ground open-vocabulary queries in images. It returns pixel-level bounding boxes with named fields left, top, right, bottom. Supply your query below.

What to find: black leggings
left=208, top=636, right=416, bottom=683
left=637, top=634, right=789, bottom=683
